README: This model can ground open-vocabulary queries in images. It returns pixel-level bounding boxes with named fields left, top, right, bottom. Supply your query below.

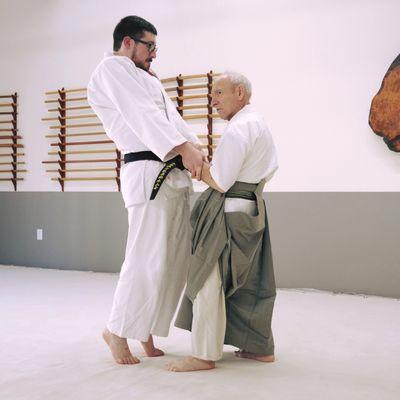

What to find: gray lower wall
left=0, top=192, right=399, bottom=298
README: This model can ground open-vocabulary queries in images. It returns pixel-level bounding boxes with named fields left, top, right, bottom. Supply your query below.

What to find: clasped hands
left=180, top=142, right=209, bottom=181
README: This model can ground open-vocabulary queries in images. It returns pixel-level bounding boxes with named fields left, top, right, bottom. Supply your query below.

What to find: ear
left=236, top=84, right=245, bottom=100
left=122, top=36, right=133, bottom=49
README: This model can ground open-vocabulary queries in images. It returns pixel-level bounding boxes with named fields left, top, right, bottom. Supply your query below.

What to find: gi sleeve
left=163, top=92, right=201, bottom=145
left=209, top=125, right=248, bottom=192
left=99, top=58, right=187, bottom=160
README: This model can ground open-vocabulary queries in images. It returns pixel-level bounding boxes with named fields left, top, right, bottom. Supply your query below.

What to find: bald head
left=211, top=71, right=252, bottom=120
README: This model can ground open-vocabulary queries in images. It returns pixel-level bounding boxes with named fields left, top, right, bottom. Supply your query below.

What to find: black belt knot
left=124, top=151, right=185, bottom=200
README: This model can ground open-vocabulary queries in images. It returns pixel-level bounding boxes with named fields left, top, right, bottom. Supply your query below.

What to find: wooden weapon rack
left=41, top=88, right=121, bottom=191
left=42, top=72, right=221, bottom=191
left=161, top=71, right=222, bottom=161
left=0, top=92, right=25, bottom=190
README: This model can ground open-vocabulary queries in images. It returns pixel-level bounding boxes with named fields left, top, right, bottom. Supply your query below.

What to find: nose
left=211, top=97, right=218, bottom=107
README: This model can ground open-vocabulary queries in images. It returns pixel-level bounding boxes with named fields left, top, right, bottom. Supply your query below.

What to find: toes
left=166, top=363, right=178, bottom=372
left=126, top=355, right=138, bottom=364
left=115, top=355, right=139, bottom=364
left=146, top=348, right=165, bottom=357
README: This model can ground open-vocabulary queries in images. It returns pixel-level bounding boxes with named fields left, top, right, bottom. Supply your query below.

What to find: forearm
left=201, top=163, right=225, bottom=193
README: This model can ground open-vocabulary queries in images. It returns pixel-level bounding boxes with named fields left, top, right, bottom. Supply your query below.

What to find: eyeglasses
left=129, top=36, right=158, bottom=53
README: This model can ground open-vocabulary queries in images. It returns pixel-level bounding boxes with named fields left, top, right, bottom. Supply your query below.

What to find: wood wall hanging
left=369, top=54, right=400, bottom=152
left=41, top=88, right=121, bottom=191
left=0, top=92, right=25, bottom=190
left=161, top=71, right=222, bottom=161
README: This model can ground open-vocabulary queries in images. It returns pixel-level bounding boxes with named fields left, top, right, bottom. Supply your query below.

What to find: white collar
left=229, top=104, right=253, bottom=123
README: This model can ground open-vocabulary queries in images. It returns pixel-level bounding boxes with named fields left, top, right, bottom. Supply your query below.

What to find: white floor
left=0, top=265, right=399, bottom=400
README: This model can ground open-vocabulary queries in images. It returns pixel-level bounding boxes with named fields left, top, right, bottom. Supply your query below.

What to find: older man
left=167, top=71, right=278, bottom=372
left=88, top=16, right=203, bottom=365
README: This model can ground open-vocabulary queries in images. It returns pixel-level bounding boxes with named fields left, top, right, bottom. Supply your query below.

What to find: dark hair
left=113, top=16, right=157, bottom=51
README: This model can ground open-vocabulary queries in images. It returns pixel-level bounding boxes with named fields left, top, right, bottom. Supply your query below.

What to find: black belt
left=124, top=151, right=186, bottom=200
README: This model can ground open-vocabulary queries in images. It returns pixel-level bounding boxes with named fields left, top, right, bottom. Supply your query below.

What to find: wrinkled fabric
left=175, top=180, right=276, bottom=355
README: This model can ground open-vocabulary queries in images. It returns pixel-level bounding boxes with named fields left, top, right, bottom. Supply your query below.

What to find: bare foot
left=166, top=356, right=215, bottom=372
left=141, top=335, right=164, bottom=357
left=234, top=350, right=275, bottom=362
left=102, top=328, right=140, bottom=365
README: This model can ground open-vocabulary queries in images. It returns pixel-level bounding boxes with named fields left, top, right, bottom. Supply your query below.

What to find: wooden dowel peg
left=46, top=167, right=119, bottom=173
left=0, top=178, right=23, bottom=181
left=45, top=131, right=106, bottom=138
left=47, top=105, right=92, bottom=112
left=49, top=122, right=102, bottom=129
left=0, top=161, right=25, bottom=165
left=160, top=77, right=177, bottom=84
left=197, top=134, right=221, bottom=139
left=42, top=158, right=122, bottom=164
left=170, top=94, right=209, bottom=102
left=48, top=149, right=116, bottom=155
left=45, top=88, right=86, bottom=95
left=182, top=114, right=219, bottom=120
left=165, top=84, right=211, bottom=93
left=0, top=135, right=22, bottom=140
left=0, top=153, right=25, bottom=157
left=160, top=73, right=220, bottom=83
left=50, top=139, right=112, bottom=147
left=0, top=169, right=27, bottom=173
left=180, top=73, right=220, bottom=80
left=0, top=120, right=15, bottom=124
left=45, top=96, right=88, bottom=104
left=0, top=103, right=16, bottom=108
left=177, top=104, right=208, bottom=111
left=0, top=143, right=23, bottom=148
left=42, top=114, right=98, bottom=122
left=51, top=177, right=118, bottom=182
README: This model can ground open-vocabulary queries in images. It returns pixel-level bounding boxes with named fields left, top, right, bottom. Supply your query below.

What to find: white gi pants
left=191, top=197, right=258, bottom=361
left=107, top=185, right=191, bottom=342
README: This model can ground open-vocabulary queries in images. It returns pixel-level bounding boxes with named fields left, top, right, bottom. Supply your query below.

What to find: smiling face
left=211, top=76, right=248, bottom=121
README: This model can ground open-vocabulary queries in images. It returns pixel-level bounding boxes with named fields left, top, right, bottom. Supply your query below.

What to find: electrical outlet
left=36, top=229, right=43, bottom=241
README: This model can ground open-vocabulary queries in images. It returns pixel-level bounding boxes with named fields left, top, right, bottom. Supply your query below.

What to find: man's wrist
left=174, top=141, right=189, bottom=156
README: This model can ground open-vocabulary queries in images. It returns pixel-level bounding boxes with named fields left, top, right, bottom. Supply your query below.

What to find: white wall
left=0, top=0, right=399, bottom=192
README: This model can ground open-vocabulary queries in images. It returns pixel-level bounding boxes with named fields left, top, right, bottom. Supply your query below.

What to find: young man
left=167, top=71, right=278, bottom=372
left=87, top=16, right=203, bottom=365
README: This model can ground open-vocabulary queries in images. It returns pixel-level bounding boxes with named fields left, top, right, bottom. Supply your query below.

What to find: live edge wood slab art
left=369, top=54, right=400, bottom=152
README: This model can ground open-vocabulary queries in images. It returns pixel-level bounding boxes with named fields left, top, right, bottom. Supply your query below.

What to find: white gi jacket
left=87, top=52, right=200, bottom=207
left=210, top=105, right=278, bottom=192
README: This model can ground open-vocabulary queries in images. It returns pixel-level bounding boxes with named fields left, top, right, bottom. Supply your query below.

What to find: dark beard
left=134, top=61, right=150, bottom=71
